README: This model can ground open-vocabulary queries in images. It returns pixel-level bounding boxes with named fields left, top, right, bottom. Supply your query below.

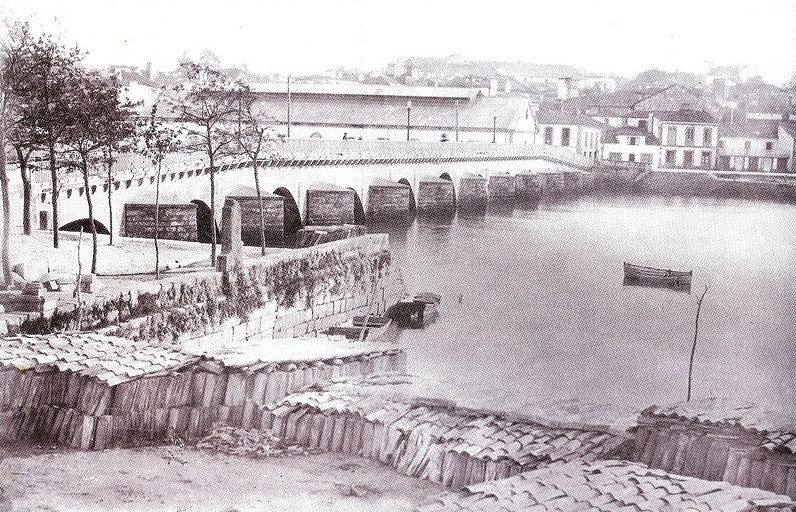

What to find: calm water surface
left=379, top=195, right=796, bottom=415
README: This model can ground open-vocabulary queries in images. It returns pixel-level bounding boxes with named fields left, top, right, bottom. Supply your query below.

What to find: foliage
left=164, top=61, right=240, bottom=263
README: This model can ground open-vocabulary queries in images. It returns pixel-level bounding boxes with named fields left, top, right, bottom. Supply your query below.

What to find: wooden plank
left=224, top=373, right=246, bottom=406
left=331, top=415, right=346, bottom=452
left=723, top=448, right=744, bottom=485
left=94, top=415, right=112, bottom=450
left=308, top=414, right=325, bottom=449
left=785, top=466, right=796, bottom=499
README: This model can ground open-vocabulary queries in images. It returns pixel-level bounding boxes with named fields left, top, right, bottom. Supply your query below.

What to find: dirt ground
left=0, top=444, right=440, bottom=512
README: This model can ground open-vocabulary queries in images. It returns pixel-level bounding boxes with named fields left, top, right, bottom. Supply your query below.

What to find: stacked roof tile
left=630, top=399, right=796, bottom=497
left=266, top=381, right=630, bottom=489
left=416, top=460, right=796, bottom=512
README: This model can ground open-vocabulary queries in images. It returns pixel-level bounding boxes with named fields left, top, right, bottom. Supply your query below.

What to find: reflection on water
left=367, top=194, right=796, bottom=414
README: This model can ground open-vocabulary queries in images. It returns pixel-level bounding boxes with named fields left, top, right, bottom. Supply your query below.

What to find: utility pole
left=406, top=100, right=412, bottom=142
left=455, top=99, right=459, bottom=142
left=287, top=75, right=291, bottom=138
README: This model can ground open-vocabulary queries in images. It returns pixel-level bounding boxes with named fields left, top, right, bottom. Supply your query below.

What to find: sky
left=2, top=0, right=795, bottom=85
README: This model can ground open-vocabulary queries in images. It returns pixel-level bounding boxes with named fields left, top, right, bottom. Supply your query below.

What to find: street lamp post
left=455, top=99, right=459, bottom=142
left=406, top=100, right=412, bottom=141
left=492, top=115, right=497, bottom=143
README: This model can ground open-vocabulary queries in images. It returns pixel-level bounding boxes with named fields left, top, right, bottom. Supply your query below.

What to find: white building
left=718, top=121, right=795, bottom=173
left=652, top=109, right=719, bottom=169
left=246, top=83, right=538, bottom=144
left=536, top=111, right=608, bottom=161
left=603, top=126, right=661, bottom=169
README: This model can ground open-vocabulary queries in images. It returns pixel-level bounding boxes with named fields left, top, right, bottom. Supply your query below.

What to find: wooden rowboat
left=623, top=262, right=692, bottom=290
left=322, top=316, right=399, bottom=343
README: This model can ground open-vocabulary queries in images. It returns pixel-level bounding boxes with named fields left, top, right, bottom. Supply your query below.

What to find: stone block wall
left=90, top=235, right=406, bottom=346
left=366, top=180, right=412, bottom=223
left=226, top=194, right=285, bottom=247
left=122, top=203, right=198, bottom=241
left=417, top=178, right=456, bottom=217
left=306, top=186, right=356, bottom=226
left=488, top=173, right=516, bottom=199
left=515, top=172, right=543, bottom=200
left=458, top=175, right=488, bottom=212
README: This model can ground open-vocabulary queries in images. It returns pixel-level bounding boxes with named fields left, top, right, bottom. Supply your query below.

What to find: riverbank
left=0, top=444, right=439, bottom=512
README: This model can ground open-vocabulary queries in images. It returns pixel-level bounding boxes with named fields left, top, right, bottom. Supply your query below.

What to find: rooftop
left=720, top=120, right=782, bottom=139
left=537, top=110, right=610, bottom=129
left=416, top=460, right=796, bottom=512
left=655, top=108, right=717, bottom=124
left=250, top=82, right=481, bottom=100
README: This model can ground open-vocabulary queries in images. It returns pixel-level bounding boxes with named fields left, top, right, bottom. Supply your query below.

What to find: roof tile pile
left=416, top=460, right=796, bottom=512
left=0, top=334, right=197, bottom=387
left=641, top=398, right=796, bottom=453
left=267, top=381, right=629, bottom=489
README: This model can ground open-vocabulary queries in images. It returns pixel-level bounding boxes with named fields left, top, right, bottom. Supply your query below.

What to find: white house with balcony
left=602, top=126, right=661, bottom=169
left=651, top=109, right=719, bottom=170
left=717, top=121, right=796, bottom=173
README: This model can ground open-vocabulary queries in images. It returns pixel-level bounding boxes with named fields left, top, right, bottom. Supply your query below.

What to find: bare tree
left=142, top=100, right=179, bottom=279
left=234, top=83, right=279, bottom=255
left=61, top=69, right=122, bottom=275
left=24, top=31, right=83, bottom=249
left=99, top=80, right=137, bottom=246
left=165, top=62, right=238, bottom=264
left=687, top=285, right=709, bottom=402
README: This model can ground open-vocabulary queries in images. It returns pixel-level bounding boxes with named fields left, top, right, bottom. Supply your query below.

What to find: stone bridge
left=36, top=140, right=594, bottom=245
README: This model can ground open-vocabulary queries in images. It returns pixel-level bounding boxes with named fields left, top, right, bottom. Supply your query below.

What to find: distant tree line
left=0, top=22, right=278, bottom=286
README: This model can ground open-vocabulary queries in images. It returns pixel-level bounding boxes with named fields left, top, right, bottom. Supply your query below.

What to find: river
left=378, top=194, right=796, bottom=416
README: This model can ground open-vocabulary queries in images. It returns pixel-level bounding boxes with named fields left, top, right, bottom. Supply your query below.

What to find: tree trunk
left=0, top=106, right=12, bottom=286
left=16, top=147, right=32, bottom=236
left=209, top=152, right=217, bottom=264
left=155, top=161, right=161, bottom=279
left=106, top=154, right=114, bottom=245
left=81, top=157, right=98, bottom=275
left=48, top=139, right=59, bottom=248
left=253, top=160, right=266, bottom=256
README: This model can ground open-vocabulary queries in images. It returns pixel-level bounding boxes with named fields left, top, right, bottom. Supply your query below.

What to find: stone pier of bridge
left=30, top=139, right=594, bottom=244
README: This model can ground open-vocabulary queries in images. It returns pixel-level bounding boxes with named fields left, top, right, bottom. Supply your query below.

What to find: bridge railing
left=39, top=139, right=593, bottom=196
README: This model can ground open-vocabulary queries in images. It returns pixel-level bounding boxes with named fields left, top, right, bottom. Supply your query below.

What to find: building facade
left=718, top=121, right=796, bottom=172
left=536, top=111, right=607, bottom=161
left=652, top=109, right=719, bottom=169
left=603, top=126, right=661, bottom=169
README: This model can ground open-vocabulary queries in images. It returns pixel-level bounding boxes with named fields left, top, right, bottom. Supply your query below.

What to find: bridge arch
left=191, top=199, right=219, bottom=244
left=347, top=187, right=367, bottom=225
left=273, top=187, right=303, bottom=247
left=59, top=218, right=110, bottom=235
left=398, top=178, right=417, bottom=215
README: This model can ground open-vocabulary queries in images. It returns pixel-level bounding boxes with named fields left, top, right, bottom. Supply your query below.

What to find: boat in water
left=623, top=262, right=692, bottom=291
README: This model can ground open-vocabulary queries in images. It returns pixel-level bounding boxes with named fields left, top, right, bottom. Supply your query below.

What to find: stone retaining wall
left=122, top=203, right=198, bottom=241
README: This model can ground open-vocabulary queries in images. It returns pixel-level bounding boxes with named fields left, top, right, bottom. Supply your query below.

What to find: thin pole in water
left=687, top=285, right=709, bottom=402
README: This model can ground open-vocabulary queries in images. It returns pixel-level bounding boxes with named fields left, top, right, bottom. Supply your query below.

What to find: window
left=544, top=127, right=553, bottom=145
left=667, top=126, right=677, bottom=145
left=777, top=158, right=788, bottom=172
left=561, top=127, right=571, bottom=146
left=609, top=152, right=621, bottom=161
left=665, top=150, right=676, bottom=165
left=39, top=211, right=48, bottom=231
left=744, top=141, right=751, bottom=153
left=628, top=137, right=637, bottom=146
left=701, top=151, right=711, bottom=167
left=683, top=150, right=694, bottom=168
left=749, top=156, right=759, bottom=171
left=685, top=127, right=695, bottom=146
left=638, top=120, right=648, bottom=130
left=628, top=154, right=636, bottom=162
left=766, top=141, right=773, bottom=151
left=703, top=127, right=712, bottom=146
